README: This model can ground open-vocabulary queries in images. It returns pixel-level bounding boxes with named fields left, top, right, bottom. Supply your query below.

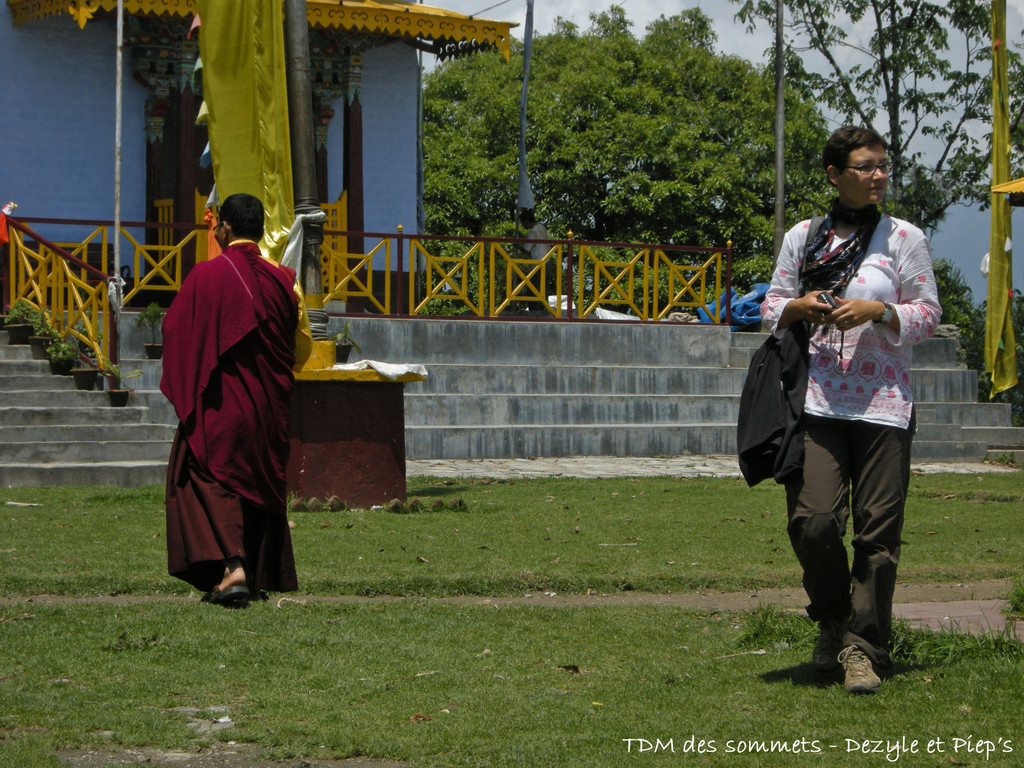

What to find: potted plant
left=135, top=301, right=165, bottom=359
left=4, top=299, right=37, bottom=345
left=71, top=364, right=101, bottom=391
left=332, top=320, right=361, bottom=364
left=100, top=361, right=142, bottom=407
left=46, top=337, right=79, bottom=376
left=27, top=307, right=58, bottom=360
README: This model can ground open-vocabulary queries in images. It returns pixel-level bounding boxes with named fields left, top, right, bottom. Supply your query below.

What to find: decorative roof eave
left=6, top=0, right=514, bottom=60
left=992, top=178, right=1024, bottom=194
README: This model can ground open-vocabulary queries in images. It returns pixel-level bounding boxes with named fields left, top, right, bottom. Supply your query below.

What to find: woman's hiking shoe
left=838, top=646, right=881, bottom=694
left=812, top=618, right=846, bottom=672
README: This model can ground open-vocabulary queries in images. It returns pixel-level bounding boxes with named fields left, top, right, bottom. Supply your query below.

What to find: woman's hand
left=824, top=297, right=887, bottom=331
left=779, top=291, right=840, bottom=328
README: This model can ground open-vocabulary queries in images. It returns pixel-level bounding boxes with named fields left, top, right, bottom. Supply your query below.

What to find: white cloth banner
left=331, top=359, right=428, bottom=381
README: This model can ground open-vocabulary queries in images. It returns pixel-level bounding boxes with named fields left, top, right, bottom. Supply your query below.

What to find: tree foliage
left=422, top=7, right=831, bottom=289
left=733, top=0, right=1024, bottom=234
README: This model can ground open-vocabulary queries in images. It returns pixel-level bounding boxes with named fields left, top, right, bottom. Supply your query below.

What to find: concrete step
left=0, top=405, right=151, bottom=427
left=911, top=369, right=978, bottom=403
left=910, top=440, right=990, bottom=462
left=0, top=461, right=167, bottom=488
left=0, top=389, right=111, bottom=407
left=0, top=373, right=80, bottom=389
left=964, top=425, right=1024, bottom=447
left=916, top=402, right=1012, bottom=427
left=406, top=423, right=986, bottom=462
left=407, top=364, right=749, bottom=396
left=729, top=332, right=964, bottom=368
left=0, top=341, right=36, bottom=359
left=405, top=423, right=739, bottom=460
left=915, top=422, right=972, bottom=441
left=404, top=393, right=741, bottom=426
left=338, top=316, right=735, bottom=367
left=0, top=423, right=177, bottom=442
left=0, top=440, right=172, bottom=463
left=133, top=391, right=177, bottom=424
left=985, top=449, right=1024, bottom=465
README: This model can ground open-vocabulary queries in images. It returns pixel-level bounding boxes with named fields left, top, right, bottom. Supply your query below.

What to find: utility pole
left=773, top=0, right=786, bottom=258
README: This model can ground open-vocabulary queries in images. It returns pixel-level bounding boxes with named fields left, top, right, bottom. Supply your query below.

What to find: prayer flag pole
left=986, top=0, right=1017, bottom=395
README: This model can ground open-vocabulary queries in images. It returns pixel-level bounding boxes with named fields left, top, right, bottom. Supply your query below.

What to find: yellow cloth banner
left=197, top=0, right=294, bottom=261
left=987, top=0, right=1017, bottom=396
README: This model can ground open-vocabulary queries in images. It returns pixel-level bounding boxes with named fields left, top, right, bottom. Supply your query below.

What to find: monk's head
left=216, top=194, right=264, bottom=246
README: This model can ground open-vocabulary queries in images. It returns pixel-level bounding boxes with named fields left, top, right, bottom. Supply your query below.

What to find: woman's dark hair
left=822, top=126, right=888, bottom=172
left=219, top=193, right=264, bottom=241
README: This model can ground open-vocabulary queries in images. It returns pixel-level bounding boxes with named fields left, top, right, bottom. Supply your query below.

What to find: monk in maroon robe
left=161, top=193, right=310, bottom=608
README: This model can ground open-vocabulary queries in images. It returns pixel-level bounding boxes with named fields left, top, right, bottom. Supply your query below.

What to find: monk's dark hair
left=822, top=126, right=888, bottom=172
left=219, top=193, right=264, bottom=241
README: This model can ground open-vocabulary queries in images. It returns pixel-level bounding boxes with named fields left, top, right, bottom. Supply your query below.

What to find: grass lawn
left=1, top=471, right=1022, bottom=767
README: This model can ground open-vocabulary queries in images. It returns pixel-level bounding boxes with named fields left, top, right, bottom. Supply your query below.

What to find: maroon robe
left=161, top=241, right=299, bottom=592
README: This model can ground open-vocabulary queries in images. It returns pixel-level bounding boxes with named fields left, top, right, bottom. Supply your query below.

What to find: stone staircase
left=2, top=316, right=1021, bottom=488
left=728, top=331, right=1014, bottom=462
left=0, top=331, right=175, bottom=488
left=339, top=317, right=1024, bottom=463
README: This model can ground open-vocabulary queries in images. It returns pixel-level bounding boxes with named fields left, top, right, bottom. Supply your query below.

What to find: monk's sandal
left=838, top=646, right=880, bottom=694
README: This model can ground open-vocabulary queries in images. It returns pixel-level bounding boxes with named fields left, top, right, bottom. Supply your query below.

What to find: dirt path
left=4, top=577, right=1011, bottom=610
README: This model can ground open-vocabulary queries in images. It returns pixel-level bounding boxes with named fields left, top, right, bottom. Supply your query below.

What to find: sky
left=432, top=0, right=1024, bottom=302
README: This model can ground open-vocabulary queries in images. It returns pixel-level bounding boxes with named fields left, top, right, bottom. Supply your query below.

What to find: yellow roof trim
left=992, top=178, right=1024, bottom=194
left=7, top=0, right=514, bottom=59
left=307, top=1, right=513, bottom=60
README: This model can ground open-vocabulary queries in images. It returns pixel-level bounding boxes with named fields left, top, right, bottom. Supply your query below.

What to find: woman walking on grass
left=761, top=126, right=941, bottom=693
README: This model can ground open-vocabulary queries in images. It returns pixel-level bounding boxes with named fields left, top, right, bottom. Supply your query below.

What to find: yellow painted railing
left=120, top=228, right=198, bottom=304
left=317, top=231, right=732, bottom=322
left=4, top=217, right=733, bottom=333
left=4, top=219, right=113, bottom=363
left=3, top=217, right=210, bottom=367
left=154, top=198, right=174, bottom=247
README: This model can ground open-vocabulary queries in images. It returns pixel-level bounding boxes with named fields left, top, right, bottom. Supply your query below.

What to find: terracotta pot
left=49, top=357, right=74, bottom=376
left=335, top=343, right=354, bottom=364
left=4, top=323, right=33, bottom=345
left=107, top=389, right=131, bottom=407
left=71, top=368, right=101, bottom=391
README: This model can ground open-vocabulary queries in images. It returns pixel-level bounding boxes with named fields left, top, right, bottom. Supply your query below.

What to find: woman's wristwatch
left=874, top=303, right=895, bottom=324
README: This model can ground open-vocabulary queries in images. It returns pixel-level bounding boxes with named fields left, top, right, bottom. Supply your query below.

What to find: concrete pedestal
left=287, top=370, right=418, bottom=508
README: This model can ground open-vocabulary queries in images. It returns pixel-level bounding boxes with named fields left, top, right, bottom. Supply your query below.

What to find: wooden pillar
left=143, top=96, right=167, bottom=250
left=343, top=55, right=365, bottom=312
left=314, top=103, right=333, bottom=204
left=176, top=79, right=199, bottom=277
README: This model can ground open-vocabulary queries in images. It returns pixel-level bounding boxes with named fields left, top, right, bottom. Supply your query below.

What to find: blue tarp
left=697, top=282, right=769, bottom=330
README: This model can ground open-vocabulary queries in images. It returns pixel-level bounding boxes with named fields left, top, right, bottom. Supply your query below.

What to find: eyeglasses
left=845, top=162, right=892, bottom=176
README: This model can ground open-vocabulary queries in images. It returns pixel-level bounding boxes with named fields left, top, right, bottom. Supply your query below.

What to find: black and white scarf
left=800, top=200, right=881, bottom=295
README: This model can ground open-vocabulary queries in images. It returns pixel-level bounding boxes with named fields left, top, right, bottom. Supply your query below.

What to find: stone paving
left=405, top=454, right=1016, bottom=480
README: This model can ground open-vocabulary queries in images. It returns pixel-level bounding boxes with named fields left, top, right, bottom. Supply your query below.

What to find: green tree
left=932, top=258, right=985, bottom=370
left=733, top=0, right=1024, bottom=233
left=422, top=7, right=831, bottom=290
left=980, top=290, right=1024, bottom=426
